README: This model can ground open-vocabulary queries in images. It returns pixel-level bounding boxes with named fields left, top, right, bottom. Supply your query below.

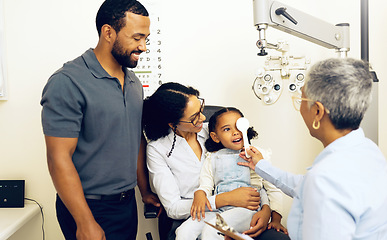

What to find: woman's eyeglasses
left=179, top=98, right=205, bottom=127
left=291, top=96, right=330, bottom=114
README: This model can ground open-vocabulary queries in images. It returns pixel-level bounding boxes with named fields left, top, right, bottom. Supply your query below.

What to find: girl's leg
left=176, top=212, right=217, bottom=240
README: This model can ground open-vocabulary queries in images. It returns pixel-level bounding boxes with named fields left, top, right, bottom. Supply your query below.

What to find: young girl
left=175, top=107, right=288, bottom=240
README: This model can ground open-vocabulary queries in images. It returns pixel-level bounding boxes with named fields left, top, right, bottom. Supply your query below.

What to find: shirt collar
left=308, top=128, right=365, bottom=169
left=82, top=48, right=134, bottom=83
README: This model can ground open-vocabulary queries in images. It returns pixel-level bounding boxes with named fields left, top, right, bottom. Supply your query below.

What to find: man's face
left=111, top=12, right=150, bottom=68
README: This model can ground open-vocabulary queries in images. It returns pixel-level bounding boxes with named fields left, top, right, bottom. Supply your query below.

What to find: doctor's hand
left=239, top=146, right=264, bottom=171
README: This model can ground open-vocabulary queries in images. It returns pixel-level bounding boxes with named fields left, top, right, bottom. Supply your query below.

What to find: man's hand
left=142, top=192, right=162, bottom=217
left=76, top=220, right=106, bottom=240
left=142, top=191, right=160, bottom=206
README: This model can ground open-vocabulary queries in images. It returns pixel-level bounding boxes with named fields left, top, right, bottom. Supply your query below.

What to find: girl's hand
left=191, top=190, right=212, bottom=221
left=238, top=146, right=264, bottom=171
left=268, top=221, right=289, bottom=235
left=268, top=211, right=288, bottom=234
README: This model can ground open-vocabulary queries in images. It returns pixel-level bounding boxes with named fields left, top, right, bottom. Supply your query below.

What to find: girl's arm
left=191, top=156, right=214, bottom=220
left=190, top=190, right=211, bottom=221
left=268, top=211, right=288, bottom=234
left=197, top=155, right=215, bottom=197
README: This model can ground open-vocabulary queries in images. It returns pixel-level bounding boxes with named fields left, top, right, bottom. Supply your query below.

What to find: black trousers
left=56, top=190, right=137, bottom=240
left=158, top=211, right=290, bottom=240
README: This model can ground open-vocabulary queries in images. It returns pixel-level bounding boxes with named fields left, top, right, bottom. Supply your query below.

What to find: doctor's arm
left=240, top=146, right=303, bottom=198
left=137, top=134, right=161, bottom=210
left=45, top=136, right=105, bottom=240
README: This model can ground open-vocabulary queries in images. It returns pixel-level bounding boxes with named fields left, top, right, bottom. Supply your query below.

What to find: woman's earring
left=312, top=119, right=320, bottom=130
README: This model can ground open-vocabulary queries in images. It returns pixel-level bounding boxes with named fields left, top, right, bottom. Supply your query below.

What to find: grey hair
left=303, top=58, right=373, bottom=130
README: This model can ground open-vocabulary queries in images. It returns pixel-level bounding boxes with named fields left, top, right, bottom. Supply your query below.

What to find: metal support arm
left=253, top=0, right=350, bottom=57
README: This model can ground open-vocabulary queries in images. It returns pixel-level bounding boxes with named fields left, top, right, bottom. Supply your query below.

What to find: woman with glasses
left=143, top=82, right=261, bottom=240
left=238, top=58, right=387, bottom=240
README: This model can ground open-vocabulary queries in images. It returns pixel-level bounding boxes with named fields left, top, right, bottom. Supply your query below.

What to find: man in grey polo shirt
left=41, top=0, right=160, bottom=239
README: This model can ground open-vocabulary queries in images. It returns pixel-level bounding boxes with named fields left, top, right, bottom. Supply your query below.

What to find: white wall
left=0, top=0, right=386, bottom=240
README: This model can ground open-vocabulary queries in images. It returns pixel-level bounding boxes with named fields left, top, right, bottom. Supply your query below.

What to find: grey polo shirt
left=41, top=48, right=143, bottom=195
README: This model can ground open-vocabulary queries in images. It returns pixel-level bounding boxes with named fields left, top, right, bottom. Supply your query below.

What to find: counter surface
left=0, top=201, right=40, bottom=240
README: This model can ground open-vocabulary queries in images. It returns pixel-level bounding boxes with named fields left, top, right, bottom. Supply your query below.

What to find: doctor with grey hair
left=238, top=58, right=387, bottom=240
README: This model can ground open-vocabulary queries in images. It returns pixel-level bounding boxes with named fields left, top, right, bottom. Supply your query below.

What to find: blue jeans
left=56, top=190, right=137, bottom=240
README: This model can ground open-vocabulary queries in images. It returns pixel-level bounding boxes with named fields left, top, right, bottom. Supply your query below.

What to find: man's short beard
left=111, top=39, right=138, bottom=68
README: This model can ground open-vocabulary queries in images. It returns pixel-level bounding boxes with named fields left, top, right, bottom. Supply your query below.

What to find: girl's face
left=210, top=111, right=245, bottom=151
left=175, top=95, right=206, bottom=134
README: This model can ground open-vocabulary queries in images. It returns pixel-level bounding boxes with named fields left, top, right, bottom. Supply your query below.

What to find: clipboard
left=204, top=213, right=254, bottom=240
left=204, top=221, right=248, bottom=240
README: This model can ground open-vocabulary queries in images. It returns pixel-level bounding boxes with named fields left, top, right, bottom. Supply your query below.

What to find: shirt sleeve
left=197, top=154, right=215, bottom=197
left=259, top=188, right=269, bottom=207
left=263, top=179, right=283, bottom=215
left=147, top=143, right=192, bottom=219
left=41, top=73, right=84, bottom=138
left=198, top=154, right=219, bottom=210
left=255, top=159, right=303, bottom=198
left=251, top=148, right=283, bottom=215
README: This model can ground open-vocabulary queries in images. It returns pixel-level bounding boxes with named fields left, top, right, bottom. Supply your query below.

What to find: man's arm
left=45, top=136, right=105, bottom=240
left=136, top=133, right=161, bottom=209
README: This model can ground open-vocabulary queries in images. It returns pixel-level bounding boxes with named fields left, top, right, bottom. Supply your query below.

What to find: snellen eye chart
left=135, top=0, right=163, bottom=98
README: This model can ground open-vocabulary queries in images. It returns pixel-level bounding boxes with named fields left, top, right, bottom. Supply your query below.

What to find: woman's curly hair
left=142, top=82, right=200, bottom=156
left=205, top=107, right=258, bottom=152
